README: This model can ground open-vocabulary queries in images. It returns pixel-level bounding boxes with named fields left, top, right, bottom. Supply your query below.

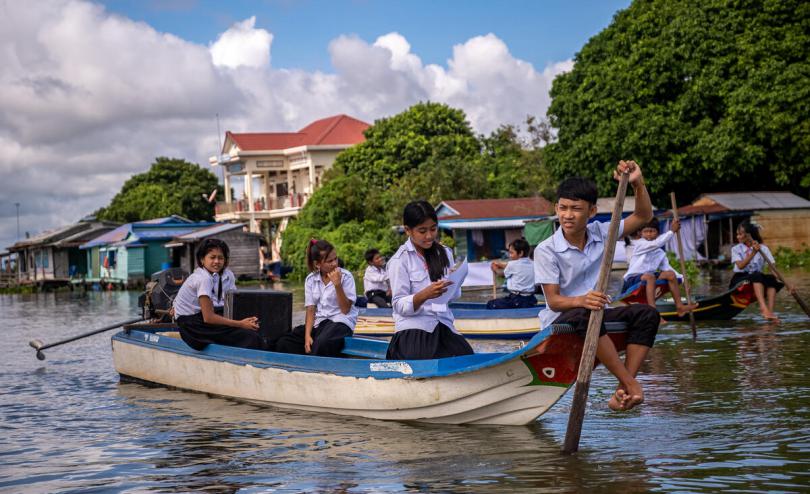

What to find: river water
left=1, top=270, right=808, bottom=493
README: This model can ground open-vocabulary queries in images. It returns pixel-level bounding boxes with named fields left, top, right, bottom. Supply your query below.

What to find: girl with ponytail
left=385, top=200, right=474, bottom=360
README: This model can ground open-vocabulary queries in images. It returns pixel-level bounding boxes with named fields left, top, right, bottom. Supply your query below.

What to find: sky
left=0, top=0, right=631, bottom=251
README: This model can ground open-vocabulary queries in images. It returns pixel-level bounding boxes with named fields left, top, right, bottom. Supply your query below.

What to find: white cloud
left=0, top=0, right=572, bottom=249
left=210, top=16, right=273, bottom=69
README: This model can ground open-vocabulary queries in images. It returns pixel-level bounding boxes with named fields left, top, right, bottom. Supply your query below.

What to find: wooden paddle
left=755, top=247, right=810, bottom=319
left=28, top=317, right=144, bottom=360
left=670, top=193, right=697, bottom=340
left=562, top=171, right=629, bottom=455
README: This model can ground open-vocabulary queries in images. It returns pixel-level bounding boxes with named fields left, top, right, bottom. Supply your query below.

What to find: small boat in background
left=111, top=320, right=628, bottom=425
left=617, top=280, right=755, bottom=321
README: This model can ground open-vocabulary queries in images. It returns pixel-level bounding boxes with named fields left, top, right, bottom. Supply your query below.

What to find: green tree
left=97, top=157, right=220, bottom=223
left=545, top=0, right=810, bottom=203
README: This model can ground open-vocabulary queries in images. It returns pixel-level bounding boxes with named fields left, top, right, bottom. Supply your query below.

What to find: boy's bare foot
left=761, top=310, right=780, bottom=322
left=659, top=317, right=668, bottom=326
left=608, top=389, right=625, bottom=411
left=676, top=302, right=699, bottom=317
left=622, top=381, right=644, bottom=411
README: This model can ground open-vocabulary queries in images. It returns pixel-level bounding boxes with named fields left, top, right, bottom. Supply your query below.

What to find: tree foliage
left=545, top=0, right=810, bottom=203
left=282, top=102, right=554, bottom=277
left=97, top=157, right=220, bottom=223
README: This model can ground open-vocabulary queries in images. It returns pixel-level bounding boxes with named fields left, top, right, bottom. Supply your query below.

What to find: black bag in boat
left=138, top=267, right=189, bottom=322
left=225, top=290, right=293, bottom=346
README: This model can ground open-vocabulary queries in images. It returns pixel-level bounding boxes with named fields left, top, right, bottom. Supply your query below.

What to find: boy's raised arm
left=618, top=160, right=654, bottom=235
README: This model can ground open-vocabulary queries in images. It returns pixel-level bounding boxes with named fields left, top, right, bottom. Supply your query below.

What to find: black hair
left=643, top=218, right=660, bottom=232
left=196, top=238, right=230, bottom=269
left=307, top=239, right=335, bottom=272
left=738, top=221, right=763, bottom=243
left=509, top=238, right=531, bottom=258
left=403, top=200, right=449, bottom=282
left=364, top=248, right=380, bottom=263
left=556, top=177, right=598, bottom=205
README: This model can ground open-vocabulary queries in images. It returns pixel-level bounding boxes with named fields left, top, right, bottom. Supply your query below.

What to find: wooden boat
left=617, top=280, right=755, bottom=321
left=355, top=302, right=544, bottom=339
left=111, top=321, right=627, bottom=426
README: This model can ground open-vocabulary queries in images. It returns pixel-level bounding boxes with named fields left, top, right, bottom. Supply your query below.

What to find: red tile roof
left=227, top=114, right=369, bottom=151
left=439, top=197, right=553, bottom=220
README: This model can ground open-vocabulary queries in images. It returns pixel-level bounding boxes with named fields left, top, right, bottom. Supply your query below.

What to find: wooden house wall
left=144, top=243, right=170, bottom=278
left=177, top=231, right=261, bottom=279
left=127, top=247, right=145, bottom=280
left=754, top=210, right=810, bottom=250
left=53, top=249, right=69, bottom=278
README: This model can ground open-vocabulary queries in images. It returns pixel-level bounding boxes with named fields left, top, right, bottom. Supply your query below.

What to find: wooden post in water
left=670, top=193, right=697, bottom=339
left=562, top=172, right=629, bottom=455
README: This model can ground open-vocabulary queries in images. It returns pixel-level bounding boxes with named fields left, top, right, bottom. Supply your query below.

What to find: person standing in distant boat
left=173, top=238, right=269, bottom=351
left=731, top=222, right=794, bottom=322
left=363, top=248, right=391, bottom=308
left=487, top=238, right=537, bottom=309
left=275, top=239, right=358, bottom=357
left=386, top=200, right=474, bottom=360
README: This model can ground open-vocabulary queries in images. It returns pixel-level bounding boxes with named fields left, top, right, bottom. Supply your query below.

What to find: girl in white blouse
left=731, top=222, right=788, bottom=321
left=386, top=201, right=474, bottom=360
left=275, top=239, right=358, bottom=357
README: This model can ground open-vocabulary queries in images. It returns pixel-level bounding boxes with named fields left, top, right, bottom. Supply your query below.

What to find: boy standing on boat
left=534, top=161, right=659, bottom=411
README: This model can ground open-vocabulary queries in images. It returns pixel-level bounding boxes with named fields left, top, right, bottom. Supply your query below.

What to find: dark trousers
left=176, top=312, right=271, bottom=352
left=365, top=290, right=392, bottom=308
left=486, top=293, right=537, bottom=310
left=730, top=271, right=783, bottom=291
left=275, top=320, right=353, bottom=357
left=552, top=304, right=659, bottom=348
left=386, top=323, right=475, bottom=360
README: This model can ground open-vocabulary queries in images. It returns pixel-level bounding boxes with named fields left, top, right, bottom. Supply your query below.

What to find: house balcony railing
left=215, top=194, right=310, bottom=216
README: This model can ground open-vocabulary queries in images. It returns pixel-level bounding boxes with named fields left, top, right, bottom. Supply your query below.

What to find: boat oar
left=755, top=248, right=810, bottom=319
left=670, top=192, right=697, bottom=340
left=28, top=317, right=144, bottom=361
left=562, top=171, right=629, bottom=455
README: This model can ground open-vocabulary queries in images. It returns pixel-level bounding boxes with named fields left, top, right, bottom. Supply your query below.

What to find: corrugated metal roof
left=437, top=197, right=552, bottom=220
left=700, top=192, right=810, bottom=211
left=81, top=224, right=132, bottom=248
left=136, top=228, right=204, bottom=240
left=438, top=219, right=530, bottom=229
left=173, top=222, right=247, bottom=240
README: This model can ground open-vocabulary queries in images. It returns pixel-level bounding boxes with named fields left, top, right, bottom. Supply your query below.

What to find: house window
left=227, top=163, right=244, bottom=173
left=276, top=182, right=288, bottom=197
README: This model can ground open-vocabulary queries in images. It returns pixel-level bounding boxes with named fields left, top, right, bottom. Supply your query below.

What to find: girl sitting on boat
left=386, top=200, right=474, bottom=360
left=487, top=237, right=537, bottom=309
left=173, top=238, right=270, bottom=351
left=275, top=239, right=358, bottom=357
left=731, top=222, right=785, bottom=321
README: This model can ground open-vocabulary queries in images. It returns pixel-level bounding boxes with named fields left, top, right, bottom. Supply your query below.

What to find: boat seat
left=341, top=337, right=388, bottom=360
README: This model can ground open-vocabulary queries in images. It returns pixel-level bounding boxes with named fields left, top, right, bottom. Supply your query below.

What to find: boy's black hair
left=403, top=200, right=449, bottom=282
left=509, top=238, right=531, bottom=258
left=643, top=218, right=660, bottom=232
left=195, top=238, right=230, bottom=268
left=556, top=177, right=598, bottom=205
left=364, top=248, right=380, bottom=263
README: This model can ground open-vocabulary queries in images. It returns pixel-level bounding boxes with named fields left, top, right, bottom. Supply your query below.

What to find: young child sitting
left=363, top=248, right=391, bottom=308
left=487, top=238, right=537, bottom=309
left=173, top=239, right=269, bottom=351
left=622, top=218, right=698, bottom=318
left=534, top=161, right=660, bottom=412
left=275, top=239, right=358, bottom=357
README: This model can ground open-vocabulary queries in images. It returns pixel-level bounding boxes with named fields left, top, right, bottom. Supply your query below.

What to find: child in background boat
left=534, top=161, right=660, bottom=411
left=173, top=238, right=269, bottom=351
left=386, top=200, right=474, bottom=360
left=363, top=248, right=391, bottom=308
left=621, top=218, right=698, bottom=318
left=731, top=222, right=791, bottom=322
left=487, top=238, right=537, bottom=309
left=275, top=239, right=358, bottom=357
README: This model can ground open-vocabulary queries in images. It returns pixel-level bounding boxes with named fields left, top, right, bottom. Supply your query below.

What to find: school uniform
left=534, top=220, right=659, bottom=346
left=385, top=239, right=474, bottom=360
left=363, top=264, right=391, bottom=308
left=730, top=243, right=783, bottom=291
left=620, top=231, right=681, bottom=293
left=486, top=257, right=538, bottom=309
left=173, top=267, right=270, bottom=351
left=275, top=268, right=358, bottom=357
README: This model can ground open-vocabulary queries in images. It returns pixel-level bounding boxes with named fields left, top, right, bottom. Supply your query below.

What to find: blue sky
left=1, top=0, right=632, bottom=249
left=98, top=0, right=631, bottom=72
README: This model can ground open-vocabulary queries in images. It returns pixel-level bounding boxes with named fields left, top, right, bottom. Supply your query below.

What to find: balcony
left=215, top=194, right=310, bottom=221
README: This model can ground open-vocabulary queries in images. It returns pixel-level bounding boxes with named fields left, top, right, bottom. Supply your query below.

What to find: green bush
left=774, top=246, right=810, bottom=270
left=666, top=252, right=702, bottom=288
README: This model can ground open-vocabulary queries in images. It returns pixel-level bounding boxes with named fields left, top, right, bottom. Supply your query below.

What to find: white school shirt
left=534, top=220, right=625, bottom=329
left=388, top=239, right=463, bottom=334
left=304, top=268, right=359, bottom=330
left=363, top=265, right=389, bottom=293
left=731, top=243, right=774, bottom=273
left=623, top=231, right=680, bottom=279
left=173, top=267, right=230, bottom=317
left=504, top=257, right=536, bottom=294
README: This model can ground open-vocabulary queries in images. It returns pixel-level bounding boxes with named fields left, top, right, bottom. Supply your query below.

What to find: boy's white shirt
left=363, top=264, right=389, bottom=293
left=623, top=231, right=681, bottom=279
